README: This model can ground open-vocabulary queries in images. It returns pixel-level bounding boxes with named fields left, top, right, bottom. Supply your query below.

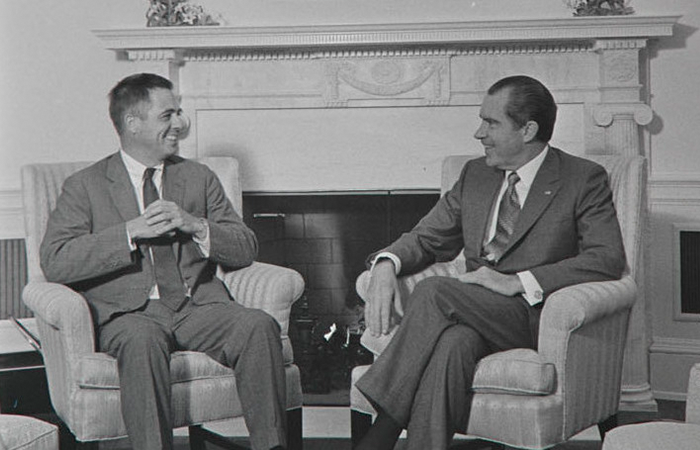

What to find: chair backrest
left=440, top=154, right=647, bottom=280
left=21, top=156, right=242, bottom=283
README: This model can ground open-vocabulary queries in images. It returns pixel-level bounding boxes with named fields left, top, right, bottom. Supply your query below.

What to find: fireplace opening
left=243, top=191, right=440, bottom=404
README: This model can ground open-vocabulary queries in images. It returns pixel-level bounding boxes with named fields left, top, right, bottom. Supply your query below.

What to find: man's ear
left=521, top=120, right=539, bottom=143
left=124, top=113, right=140, bottom=135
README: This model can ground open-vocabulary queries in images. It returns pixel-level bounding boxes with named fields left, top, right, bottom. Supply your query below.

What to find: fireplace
left=95, top=14, right=679, bottom=409
left=243, top=191, right=439, bottom=398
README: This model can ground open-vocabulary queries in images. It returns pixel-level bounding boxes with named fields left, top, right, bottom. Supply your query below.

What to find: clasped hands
left=365, top=260, right=524, bottom=336
left=127, top=200, right=205, bottom=241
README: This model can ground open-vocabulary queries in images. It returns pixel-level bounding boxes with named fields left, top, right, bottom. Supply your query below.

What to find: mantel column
left=593, top=103, right=653, bottom=157
left=593, top=38, right=657, bottom=411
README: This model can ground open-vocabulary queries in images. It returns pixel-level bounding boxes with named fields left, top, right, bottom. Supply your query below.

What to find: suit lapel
left=106, top=153, right=141, bottom=223
left=162, top=158, right=185, bottom=206
left=464, top=165, right=503, bottom=255
left=504, top=149, right=562, bottom=256
left=162, top=158, right=186, bottom=260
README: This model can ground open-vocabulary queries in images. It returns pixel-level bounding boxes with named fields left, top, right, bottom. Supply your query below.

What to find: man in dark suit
left=354, top=75, right=626, bottom=450
left=40, top=73, right=286, bottom=450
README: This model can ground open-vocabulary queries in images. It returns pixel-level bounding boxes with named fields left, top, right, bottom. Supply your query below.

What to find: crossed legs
left=99, top=299, right=286, bottom=450
left=355, top=276, right=537, bottom=450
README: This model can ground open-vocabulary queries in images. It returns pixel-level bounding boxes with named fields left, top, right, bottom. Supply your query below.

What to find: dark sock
left=354, top=413, right=402, bottom=450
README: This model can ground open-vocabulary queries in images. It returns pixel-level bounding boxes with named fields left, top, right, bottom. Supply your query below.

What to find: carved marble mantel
left=95, top=15, right=680, bottom=411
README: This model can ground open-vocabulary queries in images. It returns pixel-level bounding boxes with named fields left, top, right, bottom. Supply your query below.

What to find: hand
left=127, top=200, right=205, bottom=241
left=365, top=260, right=401, bottom=337
left=456, top=266, right=524, bottom=297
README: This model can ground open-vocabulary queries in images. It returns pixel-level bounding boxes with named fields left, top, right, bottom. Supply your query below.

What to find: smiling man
left=354, top=75, right=626, bottom=450
left=40, top=73, right=287, bottom=450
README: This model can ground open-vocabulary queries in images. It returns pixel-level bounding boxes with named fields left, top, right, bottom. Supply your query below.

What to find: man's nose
left=474, top=122, right=486, bottom=139
left=173, top=113, right=191, bottom=138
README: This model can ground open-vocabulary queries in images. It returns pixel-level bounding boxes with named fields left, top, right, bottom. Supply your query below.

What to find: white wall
left=2, top=0, right=699, bottom=397
left=1, top=0, right=697, bottom=192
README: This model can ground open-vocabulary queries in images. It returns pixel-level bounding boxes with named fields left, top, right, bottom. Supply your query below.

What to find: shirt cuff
left=517, top=270, right=544, bottom=306
left=126, top=225, right=137, bottom=251
left=193, top=219, right=210, bottom=258
left=370, top=252, right=402, bottom=276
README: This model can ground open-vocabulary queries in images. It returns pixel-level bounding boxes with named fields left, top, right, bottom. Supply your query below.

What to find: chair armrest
left=22, top=281, right=97, bottom=418
left=219, top=262, right=304, bottom=335
left=537, top=276, right=636, bottom=431
left=356, top=261, right=461, bottom=356
left=687, top=363, right=700, bottom=424
left=539, top=275, right=636, bottom=334
left=356, top=261, right=460, bottom=316
left=22, top=281, right=96, bottom=356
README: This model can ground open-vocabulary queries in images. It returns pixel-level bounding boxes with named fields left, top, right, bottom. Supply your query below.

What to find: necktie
left=483, top=172, right=521, bottom=263
left=143, top=168, right=187, bottom=310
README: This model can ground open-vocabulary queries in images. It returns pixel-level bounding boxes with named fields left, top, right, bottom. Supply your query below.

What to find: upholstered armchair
left=21, top=157, right=305, bottom=449
left=350, top=155, right=646, bottom=449
left=602, top=362, right=700, bottom=450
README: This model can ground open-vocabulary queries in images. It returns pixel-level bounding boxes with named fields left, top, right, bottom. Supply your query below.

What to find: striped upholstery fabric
left=0, top=414, right=58, bottom=450
left=602, top=363, right=700, bottom=450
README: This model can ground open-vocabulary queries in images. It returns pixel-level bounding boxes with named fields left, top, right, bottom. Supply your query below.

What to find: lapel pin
left=544, top=190, right=552, bottom=195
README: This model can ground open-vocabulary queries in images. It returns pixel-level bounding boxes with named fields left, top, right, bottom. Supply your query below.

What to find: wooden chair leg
left=74, top=442, right=98, bottom=450
left=351, top=410, right=373, bottom=448
left=286, top=408, right=303, bottom=450
left=598, top=413, right=618, bottom=440
left=189, top=425, right=207, bottom=450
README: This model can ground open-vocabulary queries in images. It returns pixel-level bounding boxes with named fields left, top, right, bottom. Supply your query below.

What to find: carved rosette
left=323, top=57, right=450, bottom=107
left=593, top=103, right=653, bottom=157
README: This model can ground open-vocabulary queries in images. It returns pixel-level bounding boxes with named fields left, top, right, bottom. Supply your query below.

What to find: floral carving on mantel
left=324, top=59, right=449, bottom=107
left=565, top=0, right=634, bottom=16
left=146, top=0, right=220, bottom=27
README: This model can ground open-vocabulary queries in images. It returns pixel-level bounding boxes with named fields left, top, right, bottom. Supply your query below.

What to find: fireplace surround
left=95, top=14, right=679, bottom=410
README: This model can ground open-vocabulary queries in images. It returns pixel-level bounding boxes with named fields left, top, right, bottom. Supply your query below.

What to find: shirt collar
left=507, top=145, right=549, bottom=189
left=119, top=149, right=164, bottom=185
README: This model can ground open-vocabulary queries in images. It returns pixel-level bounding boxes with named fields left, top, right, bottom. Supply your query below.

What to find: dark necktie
left=483, top=172, right=521, bottom=263
left=143, top=167, right=186, bottom=310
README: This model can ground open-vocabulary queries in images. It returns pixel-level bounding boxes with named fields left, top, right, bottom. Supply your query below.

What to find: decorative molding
left=126, top=49, right=184, bottom=62
left=0, top=188, right=24, bottom=240
left=650, top=175, right=700, bottom=204
left=593, top=38, right=648, bottom=51
left=93, top=15, right=679, bottom=55
left=592, top=103, right=654, bottom=127
left=323, top=57, right=449, bottom=106
left=650, top=337, right=700, bottom=356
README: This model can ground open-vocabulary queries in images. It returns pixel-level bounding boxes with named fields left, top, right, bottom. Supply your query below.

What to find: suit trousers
left=355, top=276, right=540, bottom=450
left=98, top=297, right=287, bottom=450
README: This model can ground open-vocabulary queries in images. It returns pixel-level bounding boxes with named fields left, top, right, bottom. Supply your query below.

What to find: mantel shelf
left=94, top=15, right=679, bottom=53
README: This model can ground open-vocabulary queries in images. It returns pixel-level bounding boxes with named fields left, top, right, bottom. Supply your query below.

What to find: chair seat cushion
left=472, top=348, right=556, bottom=396
left=0, top=414, right=58, bottom=450
left=602, top=422, right=700, bottom=450
left=77, top=336, right=294, bottom=389
left=77, top=351, right=234, bottom=389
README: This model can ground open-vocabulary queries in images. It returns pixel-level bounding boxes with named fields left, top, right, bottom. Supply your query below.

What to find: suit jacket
left=40, top=153, right=258, bottom=326
left=380, top=147, right=626, bottom=300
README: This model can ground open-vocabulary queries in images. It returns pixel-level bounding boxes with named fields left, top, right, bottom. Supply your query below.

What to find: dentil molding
left=94, top=16, right=679, bottom=61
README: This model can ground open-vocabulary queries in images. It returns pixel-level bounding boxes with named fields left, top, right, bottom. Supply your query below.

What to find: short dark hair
left=487, top=75, right=557, bottom=143
left=108, top=73, right=173, bottom=135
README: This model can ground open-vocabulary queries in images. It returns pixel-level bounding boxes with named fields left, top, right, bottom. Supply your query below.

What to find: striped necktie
left=483, top=171, right=521, bottom=263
